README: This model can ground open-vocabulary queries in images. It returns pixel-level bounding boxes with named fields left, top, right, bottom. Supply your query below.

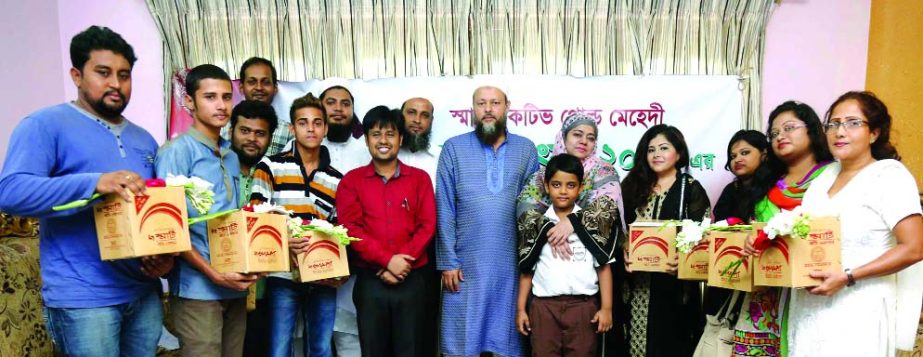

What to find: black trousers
left=353, top=268, right=428, bottom=357
left=242, top=296, right=269, bottom=356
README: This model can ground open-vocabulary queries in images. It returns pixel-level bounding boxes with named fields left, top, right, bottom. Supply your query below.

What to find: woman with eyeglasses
left=785, top=92, right=923, bottom=357
left=734, top=101, right=833, bottom=356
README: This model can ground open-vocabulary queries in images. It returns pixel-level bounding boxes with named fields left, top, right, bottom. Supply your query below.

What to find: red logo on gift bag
left=135, top=195, right=150, bottom=214
left=247, top=217, right=258, bottom=232
left=631, top=230, right=643, bottom=242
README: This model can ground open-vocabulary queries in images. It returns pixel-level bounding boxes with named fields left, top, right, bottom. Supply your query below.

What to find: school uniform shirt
left=532, top=205, right=613, bottom=297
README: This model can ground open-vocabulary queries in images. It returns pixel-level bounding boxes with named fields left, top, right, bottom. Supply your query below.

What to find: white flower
left=165, top=174, right=191, bottom=187
left=302, top=219, right=359, bottom=246
left=763, top=207, right=811, bottom=240
left=675, top=219, right=707, bottom=254
left=165, top=173, right=215, bottom=215
left=189, top=176, right=214, bottom=191
left=252, top=202, right=292, bottom=215
left=287, top=218, right=305, bottom=238
left=310, top=220, right=334, bottom=229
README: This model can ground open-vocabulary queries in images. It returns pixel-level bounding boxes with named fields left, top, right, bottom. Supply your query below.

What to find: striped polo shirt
left=250, top=145, right=343, bottom=222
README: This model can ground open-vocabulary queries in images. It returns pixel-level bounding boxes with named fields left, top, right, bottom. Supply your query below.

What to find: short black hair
left=185, top=64, right=231, bottom=98
left=289, top=93, right=325, bottom=124
left=362, top=106, right=404, bottom=136
left=238, top=57, right=277, bottom=84
left=231, top=100, right=279, bottom=134
left=545, top=154, right=584, bottom=183
left=70, top=26, right=137, bottom=71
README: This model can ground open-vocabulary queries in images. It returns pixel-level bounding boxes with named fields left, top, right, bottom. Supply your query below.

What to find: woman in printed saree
left=733, top=101, right=833, bottom=356
left=787, top=92, right=923, bottom=357
left=620, top=124, right=710, bottom=357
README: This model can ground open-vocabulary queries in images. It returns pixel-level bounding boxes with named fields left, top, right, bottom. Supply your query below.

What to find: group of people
left=1, top=25, right=922, bottom=357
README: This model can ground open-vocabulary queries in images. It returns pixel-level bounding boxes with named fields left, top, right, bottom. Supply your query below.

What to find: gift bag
left=693, top=290, right=744, bottom=357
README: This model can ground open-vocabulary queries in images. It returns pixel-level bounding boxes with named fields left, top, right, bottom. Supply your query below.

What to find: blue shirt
left=0, top=103, right=160, bottom=308
left=155, top=127, right=243, bottom=300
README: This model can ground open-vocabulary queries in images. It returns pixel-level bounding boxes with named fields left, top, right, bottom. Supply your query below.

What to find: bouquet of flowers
left=287, top=217, right=360, bottom=246
left=720, top=207, right=812, bottom=277
left=673, top=219, right=710, bottom=254
left=52, top=175, right=217, bottom=213
left=667, top=217, right=749, bottom=254
left=164, top=174, right=215, bottom=216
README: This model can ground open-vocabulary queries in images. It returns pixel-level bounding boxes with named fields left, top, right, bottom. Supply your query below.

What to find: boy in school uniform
left=516, top=153, right=616, bottom=357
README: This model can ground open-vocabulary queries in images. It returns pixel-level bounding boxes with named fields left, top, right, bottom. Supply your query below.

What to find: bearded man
left=435, top=86, right=539, bottom=357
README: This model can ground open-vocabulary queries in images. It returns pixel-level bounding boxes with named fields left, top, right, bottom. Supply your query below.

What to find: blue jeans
left=43, top=291, right=163, bottom=357
left=267, top=277, right=337, bottom=357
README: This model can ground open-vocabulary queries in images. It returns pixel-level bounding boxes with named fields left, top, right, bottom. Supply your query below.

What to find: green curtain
left=145, top=0, right=775, bottom=129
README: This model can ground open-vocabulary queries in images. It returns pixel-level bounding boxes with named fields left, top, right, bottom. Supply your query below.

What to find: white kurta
left=398, top=146, right=440, bottom=186
left=322, top=136, right=371, bottom=175
left=789, top=159, right=923, bottom=357
left=326, top=136, right=371, bottom=337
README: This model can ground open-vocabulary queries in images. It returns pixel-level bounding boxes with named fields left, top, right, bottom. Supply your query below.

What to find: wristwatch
left=844, top=268, right=856, bottom=287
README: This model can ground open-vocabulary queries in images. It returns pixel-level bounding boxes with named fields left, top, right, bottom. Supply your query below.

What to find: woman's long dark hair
left=622, top=124, right=689, bottom=215
left=722, top=130, right=775, bottom=220
left=825, top=91, right=899, bottom=161
left=766, top=101, right=834, bottom=175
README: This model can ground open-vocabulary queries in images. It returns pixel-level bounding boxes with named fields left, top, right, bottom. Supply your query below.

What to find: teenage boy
left=156, top=64, right=258, bottom=357
left=515, top=154, right=615, bottom=356
left=249, top=94, right=343, bottom=357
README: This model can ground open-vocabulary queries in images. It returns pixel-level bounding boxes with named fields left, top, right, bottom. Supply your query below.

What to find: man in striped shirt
left=249, top=93, right=344, bottom=357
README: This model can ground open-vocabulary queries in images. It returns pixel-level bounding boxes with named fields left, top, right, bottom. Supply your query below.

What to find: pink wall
left=57, top=0, right=165, bottom=143
left=1, top=0, right=872, bottom=167
left=762, top=0, right=872, bottom=126
left=0, top=0, right=164, bottom=169
left=0, top=0, right=66, bottom=168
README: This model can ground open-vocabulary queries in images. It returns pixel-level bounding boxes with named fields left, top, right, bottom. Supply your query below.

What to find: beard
left=475, top=117, right=506, bottom=146
left=236, top=150, right=263, bottom=168
left=87, top=90, right=128, bottom=120
left=232, top=145, right=264, bottom=168
left=326, top=122, right=352, bottom=142
left=402, top=129, right=432, bottom=152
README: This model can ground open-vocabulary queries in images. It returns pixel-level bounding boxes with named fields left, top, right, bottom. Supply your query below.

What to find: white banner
left=272, top=75, right=742, bottom=204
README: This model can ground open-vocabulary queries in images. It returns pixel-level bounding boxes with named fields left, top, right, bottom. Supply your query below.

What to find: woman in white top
left=788, top=91, right=923, bottom=356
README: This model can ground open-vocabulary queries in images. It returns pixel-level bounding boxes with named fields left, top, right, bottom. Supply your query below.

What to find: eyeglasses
left=824, top=119, right=868, bottom=133
left=768, top=124, right=807, bottom=140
